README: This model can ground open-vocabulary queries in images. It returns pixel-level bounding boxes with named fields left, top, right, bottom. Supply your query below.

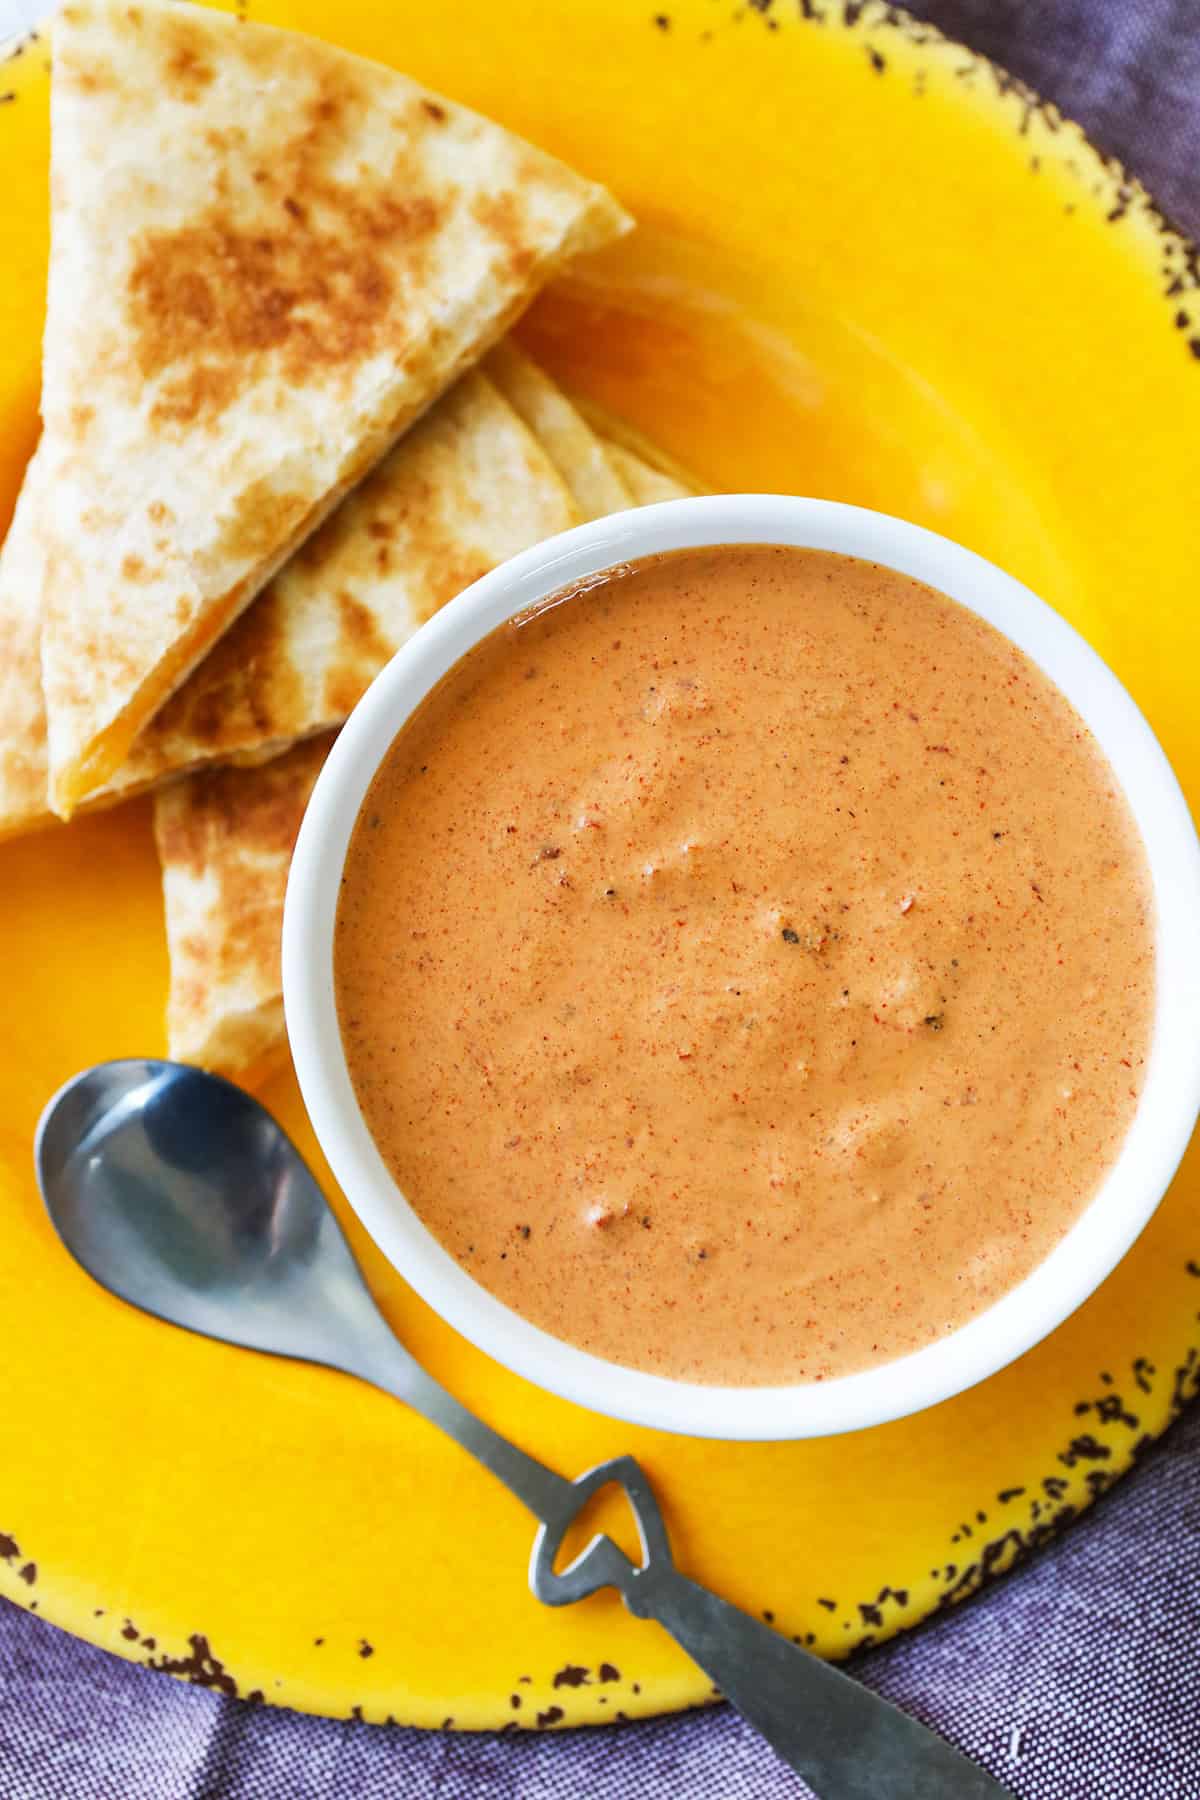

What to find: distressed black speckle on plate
left=0, top=0, right=1197, bottom=1731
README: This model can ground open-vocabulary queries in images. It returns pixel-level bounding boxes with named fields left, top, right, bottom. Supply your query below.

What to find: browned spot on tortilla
left=414, top=556, right=491, bottom=626
left=166, top=734, right=329, bottom=889
left=472, top=191, right=536, bottom=279
left=145, top=586, right=301, bottom=761
left=127, top=70, right=448, bottom=430
left=148, top=500, right=174, bottom=526
left=360, top=515, right=394, bottom=574
left=220, top=479, right=312, bottom=567
left=320, top=589, right=396, bottom=718
left=60, top=58, right=115, bottom=95
left=164, top=29, right=215, bottom=100
left=151, top=360, right=239, bottom=429
left=156, top=737, right=333, bottom=1002
left=207, top=126, right=246, bottom=158
left=71, top=404, right=95, bottom=439
left=421, top=99, right=448, bottom=123
left=293, top=502, right=357, bottom=577
left=121, top=553, right=151, bottom=582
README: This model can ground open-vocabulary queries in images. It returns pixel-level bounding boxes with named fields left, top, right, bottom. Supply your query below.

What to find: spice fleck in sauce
left=335, top=547, right=1154, bottom=1384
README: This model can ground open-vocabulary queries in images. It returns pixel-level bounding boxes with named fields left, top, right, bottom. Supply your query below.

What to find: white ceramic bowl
left=283, top=496, right=1200, bottom=1440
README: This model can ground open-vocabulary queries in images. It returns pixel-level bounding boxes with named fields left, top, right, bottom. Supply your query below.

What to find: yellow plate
left=2, top=0, right=1198, bottom=1730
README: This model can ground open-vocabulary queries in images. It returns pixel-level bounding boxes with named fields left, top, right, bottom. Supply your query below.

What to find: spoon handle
left=360, top=1344, right=581, bottom=1523
left=366, top=1347, right=1014, bottom=1800
left=625, top=1566, right=1016, bottom=1800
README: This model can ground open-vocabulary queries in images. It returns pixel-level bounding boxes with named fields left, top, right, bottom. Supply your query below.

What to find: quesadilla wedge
left=0, top=365, right=578, bottom=833
left=154, top=733, right=336, bottom=1082
left=484, top=341, right=633, bottom=519
left=0, top=396, right=681, bottom=846
left=154, top=429, right=689, bottom=1079
left=39, top=0, right=629, bottom=815
left=111, top=371, right=578, bottom=792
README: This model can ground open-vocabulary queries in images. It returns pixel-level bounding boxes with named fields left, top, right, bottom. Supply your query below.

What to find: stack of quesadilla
left=0, top=0, right=702, bottom=1081
left=154, top=401, right=691, bottom=1080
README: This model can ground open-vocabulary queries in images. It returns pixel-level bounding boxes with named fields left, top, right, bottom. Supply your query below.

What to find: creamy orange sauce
left=335, top=547, right=1154, bottom=1384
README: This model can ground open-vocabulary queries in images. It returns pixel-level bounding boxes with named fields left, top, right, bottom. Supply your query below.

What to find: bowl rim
left=282, top=495, right=1200, bottom=1441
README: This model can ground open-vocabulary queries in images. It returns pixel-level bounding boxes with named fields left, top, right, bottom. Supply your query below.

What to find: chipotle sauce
left=335, top=547, right=1154, bottom=1384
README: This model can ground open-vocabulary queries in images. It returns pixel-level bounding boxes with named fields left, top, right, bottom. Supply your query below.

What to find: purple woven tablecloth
left=4, top=4, right=1199, bottom=1796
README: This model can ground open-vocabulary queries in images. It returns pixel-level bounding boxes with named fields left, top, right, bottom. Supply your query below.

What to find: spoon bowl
left=36, top=1058, right=381, bottom=1373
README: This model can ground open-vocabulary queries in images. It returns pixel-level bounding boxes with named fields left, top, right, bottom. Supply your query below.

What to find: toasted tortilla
left=154, top=424, right=687, bottom=1079
left=484, top=341, right=632, bottom=519
left=154, top=733, right=336, bottom=1079
left=0, top=451, right=52, bottom=841
left=600, top=440, right=693, bottom=503
left=0, top=366, right=578, bottom=833
left=112, top=371, right=578, bottom=792
left=38, top=0, right=629, bottom=815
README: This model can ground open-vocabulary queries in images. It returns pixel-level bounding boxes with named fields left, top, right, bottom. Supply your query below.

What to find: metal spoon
left=36, top=1059, right=1013, bottom=1800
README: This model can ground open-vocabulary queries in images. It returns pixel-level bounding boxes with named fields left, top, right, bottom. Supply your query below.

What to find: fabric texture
left=2, top=1, right=1198, bottom=1795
